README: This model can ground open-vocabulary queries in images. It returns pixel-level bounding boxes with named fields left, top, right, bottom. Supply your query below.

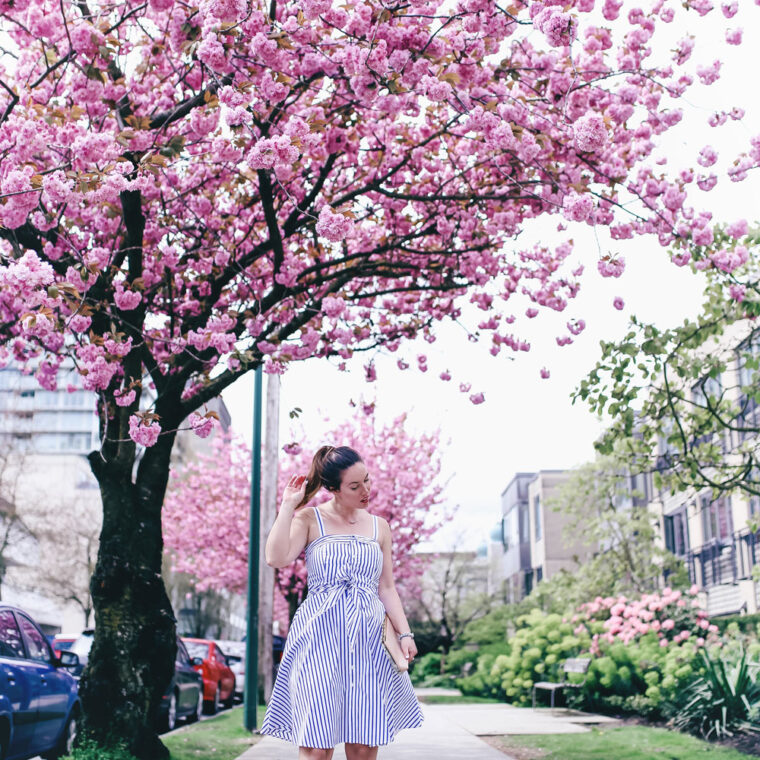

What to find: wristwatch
left=398, top=632, right=415, bottom=641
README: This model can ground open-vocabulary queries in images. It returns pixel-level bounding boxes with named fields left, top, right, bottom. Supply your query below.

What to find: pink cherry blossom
left=189, top=412, right=216, bottom=438
left=573, top=113, right=609, bottom=152
left=128, top=415, right=162, bottom=447
left=598, top=257, right=625, bottom=278
left=725, top=28, right=742, bottom=45
left=613, top=296, right=624, bottom=310
left=562, top=192, right=594, bottom=222
left=540, top=367, right=550, bottom=379
left=316, top=206, right=353, bottom=242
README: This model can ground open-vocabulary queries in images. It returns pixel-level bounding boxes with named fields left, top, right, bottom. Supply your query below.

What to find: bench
left=532, top=657, right=591, bottom=712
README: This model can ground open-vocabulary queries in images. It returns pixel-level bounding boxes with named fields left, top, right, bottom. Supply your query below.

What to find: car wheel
left=188, top=688, right=203, bottom=723
left=41, top=710, right=77, bottom=760
left=205, top=684, right=220, bottom=715
left=163, top=691, right=178, bottom=732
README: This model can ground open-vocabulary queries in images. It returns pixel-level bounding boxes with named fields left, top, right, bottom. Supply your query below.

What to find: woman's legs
left=345, top=743, right=379, bottom=760
left=298, top=748, right=334, bottom=760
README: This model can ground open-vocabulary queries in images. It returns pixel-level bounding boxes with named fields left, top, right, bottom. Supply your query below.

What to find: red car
left=181, top=638, right=236, bottom=714
left=51, top=634, right=77, bottom=659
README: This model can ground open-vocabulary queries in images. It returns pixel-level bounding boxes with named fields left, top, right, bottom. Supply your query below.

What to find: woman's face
left=335, top=461, right=371, bottom=508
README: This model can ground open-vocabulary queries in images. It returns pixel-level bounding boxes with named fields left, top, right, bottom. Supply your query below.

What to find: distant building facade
left=0, top=363, right=232, bottom=634
left=490, top=470, right=588, bottom=603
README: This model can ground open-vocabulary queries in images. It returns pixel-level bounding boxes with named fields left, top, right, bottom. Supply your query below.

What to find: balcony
left=686, top=530, right=760, bottom=589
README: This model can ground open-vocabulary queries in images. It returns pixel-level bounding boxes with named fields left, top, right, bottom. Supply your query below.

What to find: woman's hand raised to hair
left=281, top=474, right=308, bottom=513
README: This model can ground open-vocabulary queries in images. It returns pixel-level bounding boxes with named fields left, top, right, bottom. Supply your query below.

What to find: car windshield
left=184, top=641, right=209, bottom=660
left=55, top=640, right=75, bottom=650
left=71, top=634, right=93, bottom=656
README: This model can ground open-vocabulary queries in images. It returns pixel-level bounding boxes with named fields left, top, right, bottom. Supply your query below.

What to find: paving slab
left=235, top=704, right=512, bottom=759
left=424, top=703, right=619, bottom=736
left=234, top=701, right=618, bottom=759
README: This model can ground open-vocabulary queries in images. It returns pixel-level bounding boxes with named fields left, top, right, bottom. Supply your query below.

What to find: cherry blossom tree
left=163, top=435, right=252, bottom=592
left=0, top=0, right=756, bottom=753
left=163, top=409, right=448, bottom=629
left=275, top=407, right=448, bottom=619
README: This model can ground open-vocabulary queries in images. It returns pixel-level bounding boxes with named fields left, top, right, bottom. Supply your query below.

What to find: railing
left=686, top=529, right=760, bottom=588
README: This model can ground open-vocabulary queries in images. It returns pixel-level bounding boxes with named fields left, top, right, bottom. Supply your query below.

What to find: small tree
left=24, top=496, right=100, bottom=628
left=275, top=407, right=450, bottom=613
left=0, top=447, right=35, bottom=600
left=576, top=232, right=760, bottom=499
left=537, top=454, right=686, bottom=610
left=406, top=543, right=493, bottom=657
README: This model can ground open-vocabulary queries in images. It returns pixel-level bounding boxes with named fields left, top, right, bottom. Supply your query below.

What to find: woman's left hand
left=400, top=636, right=417, bottom=664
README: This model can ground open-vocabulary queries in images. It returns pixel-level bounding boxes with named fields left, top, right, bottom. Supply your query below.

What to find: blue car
left=0, top=605, right=80, bottom=760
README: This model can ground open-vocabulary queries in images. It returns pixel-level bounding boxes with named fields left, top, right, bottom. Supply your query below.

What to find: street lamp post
left=244, top=365, right=263, bottom=731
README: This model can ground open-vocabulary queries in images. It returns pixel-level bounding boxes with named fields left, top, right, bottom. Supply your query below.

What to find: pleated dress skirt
left=260, top=508, right=424, bottom=749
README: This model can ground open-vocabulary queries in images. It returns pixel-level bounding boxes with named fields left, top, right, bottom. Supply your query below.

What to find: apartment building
left=0, top=363, right=232, bottom=633
left=490, top=470, right=589, bottom=603
left=651, top=322, right=760, bottom=616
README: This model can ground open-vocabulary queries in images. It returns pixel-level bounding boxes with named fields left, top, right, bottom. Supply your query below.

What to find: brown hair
left=299, top=445, right=363, bottom=507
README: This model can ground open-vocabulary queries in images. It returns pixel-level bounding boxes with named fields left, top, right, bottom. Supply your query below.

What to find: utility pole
left=244, top=366, right=263, bottom=731
left=258, top=373, right=280, bottom=702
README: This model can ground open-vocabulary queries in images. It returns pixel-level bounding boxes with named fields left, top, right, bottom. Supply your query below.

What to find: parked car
left=216, top=641, right=245, bottom=700
left=182, top=638, right=235, bottom=714
left=0, top=604, right=81, bottom=760
left=50, top=635, right=77, bottom=660
left=67, top=631, right=203, bottom=732
left=159, top=638, right=204, bottom=733
left=67, top=630, right=93, bottom=679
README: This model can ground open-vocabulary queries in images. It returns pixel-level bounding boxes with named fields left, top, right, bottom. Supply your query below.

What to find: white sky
left=223, top=4, right=760, bottom=551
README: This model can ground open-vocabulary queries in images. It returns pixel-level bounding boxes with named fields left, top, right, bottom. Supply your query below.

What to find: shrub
left=671, top=649, right=760, bottom=739
left=710, top=613, right=760, bottom=637
left=62, top=737, right=137, bottom=760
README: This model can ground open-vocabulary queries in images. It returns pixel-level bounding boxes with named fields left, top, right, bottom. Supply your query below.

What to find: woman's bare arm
left=265, top=475, right=311, bottom=568
left=376, top=517, right=418, bottom=661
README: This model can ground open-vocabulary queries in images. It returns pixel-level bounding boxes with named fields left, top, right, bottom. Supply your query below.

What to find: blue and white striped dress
left=261, top=507, right=424, bottom=748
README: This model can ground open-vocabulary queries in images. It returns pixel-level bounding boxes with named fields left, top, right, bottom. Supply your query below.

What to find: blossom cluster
left=574, top=586, right=718, bottom=653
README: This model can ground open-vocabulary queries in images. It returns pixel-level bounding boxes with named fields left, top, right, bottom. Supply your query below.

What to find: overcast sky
left=223, top=5, right=760, bottom=551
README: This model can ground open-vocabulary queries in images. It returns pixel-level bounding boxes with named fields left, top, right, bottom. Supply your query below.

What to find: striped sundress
left=261, top=507, right=424, bottom=748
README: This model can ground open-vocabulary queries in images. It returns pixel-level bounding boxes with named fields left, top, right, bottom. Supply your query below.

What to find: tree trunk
left=80, top=425, right=178, bottom=759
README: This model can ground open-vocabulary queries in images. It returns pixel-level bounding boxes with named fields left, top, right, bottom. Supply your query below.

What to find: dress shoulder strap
left=372, top=514, right=378, bottom=541
left=313, top=506, right=326, bottom=537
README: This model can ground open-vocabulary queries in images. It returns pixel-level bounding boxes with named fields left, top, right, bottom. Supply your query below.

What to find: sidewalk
left=235, top=698, right=619, bottom=759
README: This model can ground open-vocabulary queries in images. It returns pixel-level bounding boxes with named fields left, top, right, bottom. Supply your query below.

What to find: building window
left=534, top=494, right=542, bottom=542
left=664, top=510, right=690, bottom=557
left=519, top=503, right=529, bottom=544
left=736, top=332, right=760, bottom=435
left=536, top=566, right=543, bottom=583
left=700, top=494, right=733, bottom=544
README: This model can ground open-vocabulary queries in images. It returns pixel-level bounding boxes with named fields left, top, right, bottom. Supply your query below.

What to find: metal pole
left=244, top=365, right=263, bottom=731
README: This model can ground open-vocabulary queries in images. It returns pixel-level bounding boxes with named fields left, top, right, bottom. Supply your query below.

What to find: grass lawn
left=163, top=706, right=265, bottom=760
left=417, top=694, right=503, bottom=705
left=483, top=726, right=755, bottom=760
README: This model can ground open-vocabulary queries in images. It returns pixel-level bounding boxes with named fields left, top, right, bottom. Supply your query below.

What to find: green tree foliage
left=535, top=455, right=687, bottom=609
left=575, top=231, right=760, bottom=499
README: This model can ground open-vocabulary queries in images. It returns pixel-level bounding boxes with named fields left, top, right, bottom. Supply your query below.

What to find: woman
left=261, top=445, right=424, bottom=759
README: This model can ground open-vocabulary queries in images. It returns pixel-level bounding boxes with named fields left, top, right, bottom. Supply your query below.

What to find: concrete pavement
left=235, top=697, right=619, bottom=759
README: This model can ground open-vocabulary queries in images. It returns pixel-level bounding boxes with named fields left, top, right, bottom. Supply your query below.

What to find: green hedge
left=710, top=612, right=760, bottom=636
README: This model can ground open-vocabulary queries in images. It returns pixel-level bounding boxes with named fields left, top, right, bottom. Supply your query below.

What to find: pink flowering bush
left=457, top=587, right=724, bottom=719
left=576, top=587, right=718, bottom=651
